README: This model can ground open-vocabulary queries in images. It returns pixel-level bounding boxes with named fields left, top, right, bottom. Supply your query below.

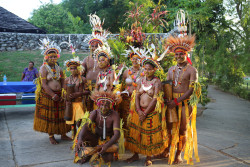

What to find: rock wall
left=0, top=32, right=172, bottom=52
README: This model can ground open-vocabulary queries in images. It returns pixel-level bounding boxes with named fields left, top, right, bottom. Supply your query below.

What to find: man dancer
left=165, top=35, right=200, bottom=165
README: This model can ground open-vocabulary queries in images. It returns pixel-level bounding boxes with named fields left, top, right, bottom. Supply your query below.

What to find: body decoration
left=62, top=38, right=89, bottom=139
left=34, top=38, right=71, bottom=144
left=73, top=91, right=123, bottom=166
left=164, top=13, right=200, bottom=164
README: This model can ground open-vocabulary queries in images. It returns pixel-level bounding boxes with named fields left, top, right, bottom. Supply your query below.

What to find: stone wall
left=0, top=32, right=172, bottom=52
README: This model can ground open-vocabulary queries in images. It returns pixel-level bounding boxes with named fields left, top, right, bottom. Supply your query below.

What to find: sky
left=0, top=0, right=62, bottom=20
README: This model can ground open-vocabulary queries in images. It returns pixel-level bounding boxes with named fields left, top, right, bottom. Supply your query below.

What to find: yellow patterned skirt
left=168, top=93, right=200, bottom=165
left=66, top=101, right=85, bottom=125
left=33, top=89, right=70, bottom=135
left=126, top=108, right=168, bottom=156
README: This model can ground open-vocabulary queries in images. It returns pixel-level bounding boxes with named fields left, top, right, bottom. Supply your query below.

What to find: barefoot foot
left=145, top=157, right=152, bottom=166
left=126, top=153, right=139, bottom=163
left=49, top=136, right=59, bottom=145
left=153, top=148, right=169, bottom=159
left=174, top=154, right=183, bottom=164
left=77, top=156, right=91, bottom=164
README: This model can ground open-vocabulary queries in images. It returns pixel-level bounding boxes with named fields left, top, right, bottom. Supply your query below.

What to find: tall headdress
left=166, top=9, right=195, bottom=65
left=174, top=9, right=188, bottom=38
left=88, top=13, right=110, bottom=47
left=141, top=44, right=169, bottom=69
left=61, top=36, right=83, bottom=71
left=39, top=37, right=61, bottom=60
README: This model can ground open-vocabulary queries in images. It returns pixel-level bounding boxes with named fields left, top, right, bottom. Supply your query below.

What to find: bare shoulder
left=155, top=77, right=162, bottom=85
left=189, top=65, right=198, bottom=73
left=112, top=110, right=120, bottom=119
left=40, top=65, right=47, bottom=74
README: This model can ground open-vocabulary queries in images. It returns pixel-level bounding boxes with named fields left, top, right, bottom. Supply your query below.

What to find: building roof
left=0, top=6, right=46, bottom=34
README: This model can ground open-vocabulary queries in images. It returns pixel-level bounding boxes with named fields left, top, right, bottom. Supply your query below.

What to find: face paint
left=98, top=56, right=109, bottom=69
left=90, top=41, right=99, bottom=52
left=144, top=64, right=155, bottom=77
left=99, top=100, right=111, bottom=114
left=175, top=52, right=187, bottom=64
left=131, top=56, right=140, bottom=67
left=47, top=55, right=58, bottom=65
left=70, top=66, right=79, bottom=76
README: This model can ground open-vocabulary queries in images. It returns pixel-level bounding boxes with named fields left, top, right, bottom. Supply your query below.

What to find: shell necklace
left=141, top=76, right=155, bottom=91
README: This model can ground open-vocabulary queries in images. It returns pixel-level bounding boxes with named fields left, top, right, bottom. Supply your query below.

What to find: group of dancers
left=33, top=13, right=200, bottom=166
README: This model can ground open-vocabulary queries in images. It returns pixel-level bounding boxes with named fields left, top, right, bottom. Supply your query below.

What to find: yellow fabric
left=168, top=93, right=199, bottom=165
left=127, top=90, right=136, bottom=124
left=34, top=77, right=42, bottom=102
left=126, top=92, right=168, bottom=156
left=114, top=119, right=125, bottom=154
left=66, top=102, right=85, bottom=125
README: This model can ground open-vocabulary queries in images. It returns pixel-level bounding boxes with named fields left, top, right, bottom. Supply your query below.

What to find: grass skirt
left=33, top=89, right=70, bottom=135
left=126, top=109, right=168, bottom=156
left=168, top=93, right=199, bottom=165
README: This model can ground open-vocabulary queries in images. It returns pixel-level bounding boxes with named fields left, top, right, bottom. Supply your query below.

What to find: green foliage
left=29, top=3, right=90, bottom=34
left=107, top=39, right=130, bottom=66
left=62, top=0, right=130, bottom=33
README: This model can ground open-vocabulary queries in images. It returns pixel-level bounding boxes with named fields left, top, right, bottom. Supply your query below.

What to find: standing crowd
left=33, top=13, right=200, bottom=166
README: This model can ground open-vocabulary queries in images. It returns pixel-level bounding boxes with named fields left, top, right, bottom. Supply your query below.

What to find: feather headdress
left=94, top=43, right=113, bottom=60
left=61, top=36, right=83, bottom=68
left=39, top=37, right=61, bottom=59
left=165, top=35, right=195, bottom=53
left=89, top=13, right=104, bottom=34
left=88, top=13, right=110, bottom=46
left=141, top=44, right=169, bottom=69
left=90, top=90, right=122, bottom=105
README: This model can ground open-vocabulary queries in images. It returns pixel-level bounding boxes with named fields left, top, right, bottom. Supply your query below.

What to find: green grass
left=0, top=50, right=88, bottom=81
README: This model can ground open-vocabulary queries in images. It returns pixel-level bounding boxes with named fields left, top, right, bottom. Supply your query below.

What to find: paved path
left=0, top=85, right=250, bottom=167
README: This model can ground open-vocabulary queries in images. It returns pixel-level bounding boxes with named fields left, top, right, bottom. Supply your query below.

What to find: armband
left=189, top=81, right=195, bottom=88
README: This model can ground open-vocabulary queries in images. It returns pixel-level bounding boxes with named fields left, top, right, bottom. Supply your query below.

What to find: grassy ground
left=0, top=50, right=88, bottom=81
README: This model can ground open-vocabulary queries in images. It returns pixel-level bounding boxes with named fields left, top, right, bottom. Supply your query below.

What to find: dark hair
left=29, top=61, right=34, bottom=65
left=144, top=61, right=156, bottom=68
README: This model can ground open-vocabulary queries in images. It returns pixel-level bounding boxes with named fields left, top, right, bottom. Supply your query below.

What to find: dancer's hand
left=52, top=94, right=60, bottom=101
left=139, top=112, right=146, bottom=122
left=167, top=100, right=177, bottom=109
left=98, top=144, right=108, bottom=155
left=75, top=139, right=84, bottom=152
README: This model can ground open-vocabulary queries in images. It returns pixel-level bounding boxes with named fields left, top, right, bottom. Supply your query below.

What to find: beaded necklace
left=128, top=67, right=142, bottom=87
left=172, top=64, right=189, bottom=89
left=44, top=63, right=60, bottom=80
